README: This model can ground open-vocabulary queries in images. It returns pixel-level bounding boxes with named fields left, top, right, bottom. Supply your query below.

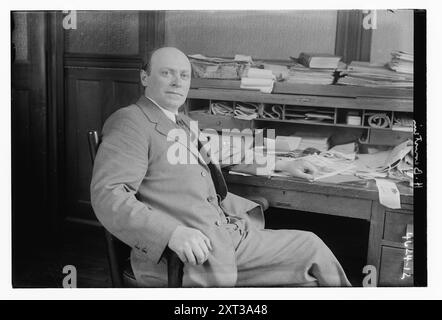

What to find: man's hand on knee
left=168, top=226, right=213, bottom=266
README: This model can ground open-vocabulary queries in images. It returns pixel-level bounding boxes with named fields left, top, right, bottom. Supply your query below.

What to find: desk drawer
left=379, top=246, right=413, bottom=286
left=383, top=211, right=413, bottom=245
left=227, top=184, right=372, bottom=220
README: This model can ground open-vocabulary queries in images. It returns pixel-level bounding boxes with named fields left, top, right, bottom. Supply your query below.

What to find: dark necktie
left=176, top=114, right=228, bottom=201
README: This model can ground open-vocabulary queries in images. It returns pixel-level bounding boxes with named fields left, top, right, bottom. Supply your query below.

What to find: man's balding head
left=140, top=47, right=192, bottom=112
left=142, top=47, right=190, bottom=75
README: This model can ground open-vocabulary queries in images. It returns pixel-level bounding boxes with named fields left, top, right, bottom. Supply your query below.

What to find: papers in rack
left=287, top=63, right=335, bottom=85
left=188, top=54, right=250, bottom=80
left=234, top=54, right=253, bottom=63
left=234, top=102, right=259, bottom=120
left=392, top=114, right=413, bottom=132
left=388, top=51, right=413, bottom=74
left=338, top=60, right=413, bottom=88
left=297, top=52, right=342, bottom=69
left=263, top=63, right=290, bottom=80
left=240, top=68, right=275, bottom=93
left=210, top=101, right=234, bottom=116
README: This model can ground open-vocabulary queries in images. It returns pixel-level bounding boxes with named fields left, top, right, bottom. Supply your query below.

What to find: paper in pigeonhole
left=375, top=178, right=401, bottom=209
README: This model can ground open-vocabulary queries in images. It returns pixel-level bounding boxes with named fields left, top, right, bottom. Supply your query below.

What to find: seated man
left=90, top=47, right=351, bottom=287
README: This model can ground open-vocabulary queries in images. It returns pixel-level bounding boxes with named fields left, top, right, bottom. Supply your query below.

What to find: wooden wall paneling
left=47, top=11, right=65, bottom=236
left=64, top=67, right=141, bottom=220
left=61, top=10, right=166, bottom=222
left=64, top=54, right=142, bottom=69
left=65, top=76, right=102, bottom=219
left=111, top=80, right=142, bottom=115
left=64, top=11, right=140, bottom=55
left=335, top=10, right=372, bottom=63
left=12, top=13, right=47, bottom=219
left=141, top=10, right=165, bottom=57
left=11, top=90, right=31, bottom=228
left=12, top=12, right=52, bottom=271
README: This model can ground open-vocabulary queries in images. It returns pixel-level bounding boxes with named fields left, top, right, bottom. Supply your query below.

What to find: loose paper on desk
left=247, top=68, right=275, bottom=80
left=382, top=139, right=413, bottom=170
left=274, top=136, right=301, bottom=152
left=375, top=178, right=401, bottom=209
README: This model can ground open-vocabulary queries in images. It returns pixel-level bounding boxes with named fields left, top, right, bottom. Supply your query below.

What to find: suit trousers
left=132, top=216, right=351, bottom=287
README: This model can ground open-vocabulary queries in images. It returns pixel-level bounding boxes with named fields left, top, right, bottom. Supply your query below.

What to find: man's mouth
left=166, top=91, right=183, bottom=96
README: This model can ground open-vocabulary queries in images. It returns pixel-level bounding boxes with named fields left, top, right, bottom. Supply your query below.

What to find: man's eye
left=161, top=70, right=170, bottom=76
left=181, top=74, right=190, bottom=80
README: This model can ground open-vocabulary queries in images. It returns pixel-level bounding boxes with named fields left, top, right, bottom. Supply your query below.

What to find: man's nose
left=171, top=75, right=182, bottom=87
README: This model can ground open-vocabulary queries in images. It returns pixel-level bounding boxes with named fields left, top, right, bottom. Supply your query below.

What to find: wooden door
left=62, top=11, right=164, bottom=222
left=11, top=11, right=50, bottom=260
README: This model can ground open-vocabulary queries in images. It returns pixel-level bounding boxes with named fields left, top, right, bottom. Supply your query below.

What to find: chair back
left=88, top=130, right=131, bottom=287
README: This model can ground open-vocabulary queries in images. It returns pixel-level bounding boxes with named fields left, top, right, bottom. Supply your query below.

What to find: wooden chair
left=87, top=130, right=269, bottom=288
left=88, top=130, right=183, bottom=287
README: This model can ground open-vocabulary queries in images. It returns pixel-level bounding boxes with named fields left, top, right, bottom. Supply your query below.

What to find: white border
left=2, top=0, right=441, bottom=300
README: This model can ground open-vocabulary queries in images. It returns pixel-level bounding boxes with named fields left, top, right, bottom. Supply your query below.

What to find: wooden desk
left=225, top=173, right=414, bottom=286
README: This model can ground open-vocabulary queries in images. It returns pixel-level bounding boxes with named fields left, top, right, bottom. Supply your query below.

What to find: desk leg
left=367, top=201, right=385, bottom=285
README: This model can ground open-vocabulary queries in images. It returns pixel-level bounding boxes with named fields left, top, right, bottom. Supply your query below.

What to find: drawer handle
left=293, top=98, right=311, bottom=103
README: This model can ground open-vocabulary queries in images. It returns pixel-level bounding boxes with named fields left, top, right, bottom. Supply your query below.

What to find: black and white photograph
left=6, top=4, right=432, bottom=300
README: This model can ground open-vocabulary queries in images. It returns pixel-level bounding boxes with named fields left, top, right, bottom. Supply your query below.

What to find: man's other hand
left=168, top=226, right=213, bottom=265
left=276, top=159, right=319, bottom=180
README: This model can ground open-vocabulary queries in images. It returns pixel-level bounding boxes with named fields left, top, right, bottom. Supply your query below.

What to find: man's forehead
left=151, top=49, right=191, bottom=71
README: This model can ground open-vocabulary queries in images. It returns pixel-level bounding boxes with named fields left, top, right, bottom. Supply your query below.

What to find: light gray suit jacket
left=90, top=96, right=264, bottom=286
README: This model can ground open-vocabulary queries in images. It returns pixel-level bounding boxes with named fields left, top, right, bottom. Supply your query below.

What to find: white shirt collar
left=145, top=96, right=178, bottom=123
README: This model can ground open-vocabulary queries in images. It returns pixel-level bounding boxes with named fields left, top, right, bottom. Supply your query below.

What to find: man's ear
left=140, top=70, right=149, bottom=87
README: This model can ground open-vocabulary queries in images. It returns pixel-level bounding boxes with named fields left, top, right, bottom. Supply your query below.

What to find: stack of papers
left=354, top=140, right=413, bottom=183
left=188, top=54, right=250, bottom=80
left=210, top=102, right=234, bottom=116
left=338, top=61, right=413, bottom=88
left=284, top=106, right=335, bottom=123
left=297, top=52, right=342, bottom=69
left=234, top=102, right=259, bottom=120
left=388, top=51, right=413, bottom=74
left=392, top=114, right=414, bottom=132
left=240, top=68, right=275, bottom=93
left=287, top=63, right=335, bottom=85
left=302, top=154, right=356, bottom=181
left=263, top=63, right=290, bottom=81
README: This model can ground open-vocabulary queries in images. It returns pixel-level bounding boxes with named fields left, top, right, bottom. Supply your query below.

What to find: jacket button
left=215, top=221, right=221, bottom=226
left=201, top=171, right=207, bottom=177
left=207, top=195, right=216, bottom=202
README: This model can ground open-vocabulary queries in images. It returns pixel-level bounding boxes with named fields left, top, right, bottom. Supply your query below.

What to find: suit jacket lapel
left=136, top=95, right=227, bottom=201
left=135, top=96, right=209, bottom=168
